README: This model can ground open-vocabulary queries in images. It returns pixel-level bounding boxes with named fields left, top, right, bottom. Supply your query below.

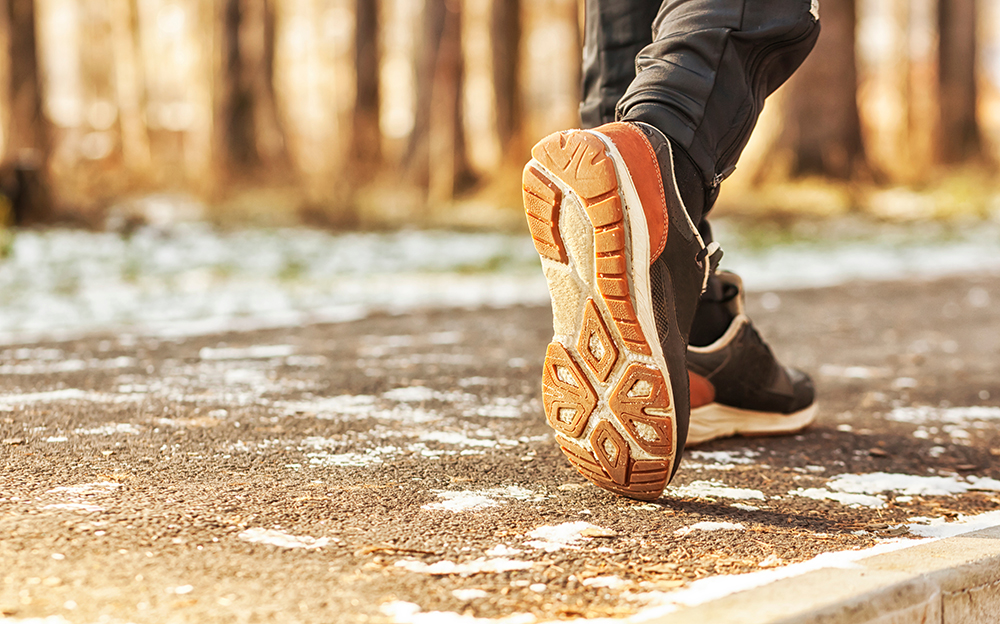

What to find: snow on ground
left=237, top=528, right=331, bottom=550
left=422, top=487, right=542, bottom=512
left=666, top=481, right=766, bottom=501
left=1, top=220, right=998, bottom=343
left=888, top=405, right=1000, bottom=424
left=524, top=522, right=605, bottom=552
left=791, top=472, right=1000, bottom=509
left=673, top=522, right=746, bottom=537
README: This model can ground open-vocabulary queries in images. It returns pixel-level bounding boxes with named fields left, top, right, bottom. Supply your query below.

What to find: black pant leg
left=617, top=0, right=820, bottom=188
left=579, top=0, right=661, bottom=128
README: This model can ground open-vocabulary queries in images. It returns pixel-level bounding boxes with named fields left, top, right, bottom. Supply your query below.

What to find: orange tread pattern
left=578, top=298, right=618, bottom=383
left=609, top=364, right=674, bottom=455
left=531, top=131, right=652, bottom=357
left=558, top=438, right=668, bottom=501
left=541, top=342, right=597, bottom=438
left=522, top=165, right=567, bottom=263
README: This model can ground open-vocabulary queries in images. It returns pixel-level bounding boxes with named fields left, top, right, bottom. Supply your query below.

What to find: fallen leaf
left=581, top=527, right=618, bottom=538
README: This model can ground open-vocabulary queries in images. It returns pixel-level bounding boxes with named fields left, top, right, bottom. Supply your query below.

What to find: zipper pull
left=711, top=165, right=737, bottom=189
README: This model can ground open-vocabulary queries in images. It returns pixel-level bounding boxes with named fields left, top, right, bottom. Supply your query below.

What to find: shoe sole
left=523, top=129, right=678, bottom=501
left=686, top=402, right=819, bottom=446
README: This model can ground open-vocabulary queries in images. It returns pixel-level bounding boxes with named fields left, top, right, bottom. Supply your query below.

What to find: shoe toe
left=785, top=367, right=816, bottom=412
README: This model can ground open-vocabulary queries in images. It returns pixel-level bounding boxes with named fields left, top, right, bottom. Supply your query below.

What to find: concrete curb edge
left=655, top=526, right=1000, bottom=624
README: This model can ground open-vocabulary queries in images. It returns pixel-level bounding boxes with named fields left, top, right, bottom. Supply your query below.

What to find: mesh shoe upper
left=687, top=272, right=815, bottom=415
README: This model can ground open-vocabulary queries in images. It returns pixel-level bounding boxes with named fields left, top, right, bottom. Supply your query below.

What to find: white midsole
left=686, top=402, right=819, bottom=447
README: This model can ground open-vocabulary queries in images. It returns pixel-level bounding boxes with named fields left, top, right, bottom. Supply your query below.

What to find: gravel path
left=1, top=272, right=999, bottom=623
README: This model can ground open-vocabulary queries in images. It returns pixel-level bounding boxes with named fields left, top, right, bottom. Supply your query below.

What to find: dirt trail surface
left=1, top=273, right=999, bottom=623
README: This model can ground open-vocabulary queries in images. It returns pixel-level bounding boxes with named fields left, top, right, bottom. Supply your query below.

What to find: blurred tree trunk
left=110, top=0, right=152, bottom=176
left=938, top=0, right=981, bottom=164
left=405, top=0, right=474, bottom=202
left=2, top=0, right=53, bottom=224
left=763, top=0, right=867, bottom=180
left=491, top=0, right=522, bottom=159
left=214, top=0, right=290, bottom=181
left=351, top=0, right=381, bottom=176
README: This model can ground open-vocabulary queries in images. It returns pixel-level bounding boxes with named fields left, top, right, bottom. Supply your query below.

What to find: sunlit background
left=0, top=0, right=998, bottom=341
left=1, top=0, right=999, bottom=228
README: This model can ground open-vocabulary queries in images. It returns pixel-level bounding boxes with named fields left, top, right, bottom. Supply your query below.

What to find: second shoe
left=686, top=272, right=818, bottom=445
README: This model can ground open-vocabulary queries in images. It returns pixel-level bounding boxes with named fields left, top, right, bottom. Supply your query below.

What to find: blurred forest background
left=0, top=0, right=999, bottom=230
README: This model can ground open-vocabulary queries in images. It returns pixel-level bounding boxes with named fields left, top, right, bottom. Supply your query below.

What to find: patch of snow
left=674, top=522, right=746, bottom=537
left=418, top=431, right=516, bottom=449
left=458, top=377, right=491, bottom=387
left=383, top=386, right=440, bottom=402
left=471, top=398, right=525, bottom=419
left=306, top=448, right=393, bottom=468
left=792, top=488, right=886, bottom=508
left=166, top=585, right=194, bottom=595
left=277, top=395, right=445, bottom=425
left=47, top=482, right=122, bottom=496
left=424, top=492, right=499, bottom=513
left=524, top=521, right=603, bottom=552
left=199, top=345, right=296, bottom=360
left=380, top=386, right=478, bottom=404
left=792, top=473, right=1000, bottom=508
left=0, top=389, right=88, bottom=404
left=667, top=480, right=766, bottom=501
left=0, top=390, right=144, bottom=406
left=41, top=503, right=105, bottom=513
left=688, top=450, right=758, bottom=465
left=906, top=510, right=1000, bottom=538
left=818, top=365, right=888, bottom=379
left=827, top=472, right=980, bottom=496
left=395, top=558, right=534, bottom=576
left=423, top=487, right=539, bottom=512
left=0, top=357, right=136, bottom=375
left=581, top=576, right=629, bottom=589
left=451, top=589, right=489, bottom=601
left=887, top=405, right=1000, bottom=424
left=238, top=528, right=329, bottom=550
left=485, top=544, right=522, bottom=557
left=968, top=477, right=1000, bottom=491
left=73, top=423, right=141, bottom=436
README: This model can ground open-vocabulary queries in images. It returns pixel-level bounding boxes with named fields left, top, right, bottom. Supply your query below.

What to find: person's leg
left=579, top=0, right=660, bottom=128
left=618, top=0, right=820, bottom=195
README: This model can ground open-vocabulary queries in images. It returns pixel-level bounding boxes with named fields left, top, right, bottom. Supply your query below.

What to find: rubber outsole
left=523, top=129, right=677, bottom=501
left=686, top=402, right=819, bottom=447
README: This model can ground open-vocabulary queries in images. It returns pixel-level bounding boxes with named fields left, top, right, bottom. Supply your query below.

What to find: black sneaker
left=522, top=121, right=714, bottom=500
left=686, top=272, right=817, bottom=445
